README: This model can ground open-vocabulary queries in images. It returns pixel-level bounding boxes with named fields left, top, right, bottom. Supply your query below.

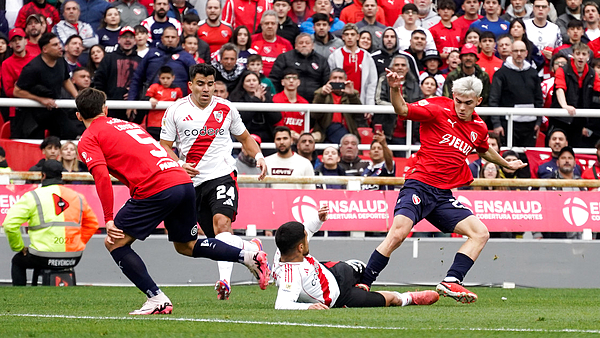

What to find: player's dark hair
left=182, top=13, right=200, bottom=24
left=437, top=0, right=456, bottom=11
left=189, top=63, right=216, bottom=81
left=275, top=221, right=306, bottom=256
left=247, top=54, right=263, bottom=64
left=65, top=34, right=83, bottom=46
left=76, top=88, right=107, bottom=119
left=160, top=66, right=174, bottom=76
left=134, top=24, right=148, bottom=34
left=274, top=126, right=292, bottom=138
left=39, top=32, right=57, bottom=49
left=479, top=30, right=496, bottom=42
left=40, top=136, right=61, bottom=150
left=312, top=13, right=331, bottom=25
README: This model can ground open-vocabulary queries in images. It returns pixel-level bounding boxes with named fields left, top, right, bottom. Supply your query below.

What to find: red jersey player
left=75, top=87, right=270, bottom=315
left=359, top=71, right=526, bottom=303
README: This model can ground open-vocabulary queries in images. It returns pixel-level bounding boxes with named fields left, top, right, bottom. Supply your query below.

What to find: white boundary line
left=2, top=313, right=599, bottom=334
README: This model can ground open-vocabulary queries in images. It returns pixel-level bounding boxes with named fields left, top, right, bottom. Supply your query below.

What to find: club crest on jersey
left=311, top=62, right=319, bottom=70
left=471, top=131, right=477, bottom=143
left=172, top=54, right=180, bottom=60
left=133, top=8, right=141, bottom=15
left=221, top=30, right=229, bottom=37
left=418, top=99, right=429, bottom=106
left=412, top=194, right=421, bottom=205
left=214, top=110, right=224, bottom=123
left=264, top=46, right=271, bottom=54
left=500, top=24, right=507, bottom=30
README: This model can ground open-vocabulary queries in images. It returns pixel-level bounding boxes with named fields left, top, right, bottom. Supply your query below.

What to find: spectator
left=541, top=54, right=568, bottom=108
left=269, top=33, right=330, bottom=103
left=14, top=0, right=60, bottom=32
left=584, top=2, right=600, bottom=41
left=3, top=159, right=99, bottom=286
left=442, top=43, right=490, bottom=107
left=97, top=7, right=122, bottom=53
left=128, top=26, right=196, bottom=99
left=85, top=44, right=105, bottom=78
left=181, top=13, right=211, bottom=62
left=501, top=0, right=535, bottom=21
left=554, top=20, right=588, bottom=58
left=198, top=0, right=233, bottom=54
left=499, top=150, right=531, bottom=180
left=393, top=0, right=440, bottom=30
left=230, top=25, right=257, bottom=67
left=134, top=24, right=150, bottom=58
left=25, top=14, right=45, bottom=57
left=453, top=0, right=483, bottom=42
left=273, top=68, right=309, bottom=142
left=557, top=0, right=583, bottom=43
left=476, top=31, right=503, bottom=82
left=212, top=43, right=245, bottom=93
left=312, top=13, right=344, bottom=59
left=469, top=133, right=501, bottom=178
left=94, top=26, right=142, bottom=121
left=583, top=58, right=600, bottom=147
left=114, top=0, right=149, bottom=28
left=222, top=0, right=271, bottom=33
left=312, top=68, right=367, bottom=143
left=0, top=33, right=8, bottom=65
left=229, top=70, right=281, bottom=142
left=371, top=28, right=399, bottom=76
left=60, top=141, right=88, bottom=173
left=183, top=35, right=203, bottom=63
left=2, top=28, right=36, bottom=123
left=214, top=80, right=229, bottom=99
left=300, top=0, right=345, bottom=35
left=236, top=134, right=265, bottom=188
left=250, top=10, right=293, bottom=77
left=550, top=42, right=596, bottom=147
left=52, top=0, right=99, bottom=49
left=489, top=40, right=543, bottom=147
left=470, top=0, right=510, bottom=38
left=524, top=0, right=562, bottom=75
left=358, top=30, right=374, bottom=53
left=29, top=136, right=61, bottom=171
left=57, top=67, right=89, bottom=140
left=395, top=4, right=436, bottom=53
left=464, top=27, right=481, bottom=46
left=509, top=18, right=544, bottom=70
left=145, top=66, right=183, bottom=140
left=404, top=30, right=430, bottom=71
left=429, top=0, right=461, bottom=67
left=331, top=0, right=352, bottom=18
left=442, top=49, right=461, bottom=74
left=537, top=129, right=583, bottom=178
left=362, top=132, right=395, bottom=191
left=70, top=67, right=91, bottom=91
left=141, top=0, right=182, bottom=48
left=340, top=0, right=385, bottom=25
left=296, top=132, right=322, bottom=170
left=14, top=33, right=78, bottom=139
left=288, top=0, right=314, bottom=25
left=314, top=146, right=346, bottom=189
left=356, top=0, right=385, bottom=50
left=496, top=34, right=513, bottom=62
left=247, top=54, right=277, bottom=94
left=76, top=0, right=112, bottom=33
left=255, top=0, right=299, bottom=46
left=338, top=133, right=370, bottom=176
left=63, top=35, right=83, bottom=75
left=420, top=76, right=437, bottom=98
left=418, top=49, right=445, bottom=96
left=582, top=139, right=600, bottom=180
left=265, top=126, right=316, bottom=189
left=167, top=0, right=198, bottom=24
left=328, top=23, right=377, bottom=105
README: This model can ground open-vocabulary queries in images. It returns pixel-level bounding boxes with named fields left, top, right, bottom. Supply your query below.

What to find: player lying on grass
left=272, top=206, right=439, bottom=310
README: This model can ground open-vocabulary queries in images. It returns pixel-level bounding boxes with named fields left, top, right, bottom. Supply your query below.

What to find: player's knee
left=213, top=214, right=232, bottom=234
left=471, top=226, right=490, bottom=243
left=388, top=223, right=411, bottom=243
left=173, top=242, right=193, bottom=256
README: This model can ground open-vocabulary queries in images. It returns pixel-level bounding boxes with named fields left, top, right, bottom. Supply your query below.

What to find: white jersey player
left=272, top=206, right=440, bottom=310
left=160, top=63, right=267, bottom=300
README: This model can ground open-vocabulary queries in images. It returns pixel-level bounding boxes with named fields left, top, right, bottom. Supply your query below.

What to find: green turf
left=1, top=285, right=599, bottom=337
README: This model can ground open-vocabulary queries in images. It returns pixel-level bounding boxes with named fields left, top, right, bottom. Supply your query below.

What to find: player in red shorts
left=359, top=71, right=527, bottom=303
left=75, top=88, right=270, bottom=315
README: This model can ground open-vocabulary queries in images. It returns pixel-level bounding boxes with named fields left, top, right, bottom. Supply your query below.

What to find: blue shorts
left=115, top=183, right=198, bottom=243
left=393, top=179, right=473, bottom=233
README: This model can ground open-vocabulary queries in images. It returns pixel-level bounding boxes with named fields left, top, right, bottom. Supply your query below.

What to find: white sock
left=443, top=277, right=460, bottom=283
left=215, top=232, right=245, bottom=283
left=396, top=292, right=411, bottom=306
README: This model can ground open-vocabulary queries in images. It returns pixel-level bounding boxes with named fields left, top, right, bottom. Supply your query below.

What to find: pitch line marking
left=2, top=313, right=600, bottom=334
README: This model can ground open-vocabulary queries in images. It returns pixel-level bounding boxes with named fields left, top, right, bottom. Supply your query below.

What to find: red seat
left=357, top=127, right=373, bottom=157
left=535, top=130, right=546, bottom=148
left=0, top=121, right=10, bottom=139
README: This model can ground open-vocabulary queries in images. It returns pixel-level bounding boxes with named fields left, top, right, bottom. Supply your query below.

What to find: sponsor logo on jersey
left=101, top=35, right=110, bottom=41
left=191, top=225, right=198, bottom=236
left=81, top=152, right=92, bottom=163
left=470, top=131, right=477, bottom=143
left=447, top=119, right=457, bottom=128
left=183, top=126, right=226, bottom=136
left=214, top=110, right=224, bottom=123
left=440, top=36, right=447, bottom=41
left=200, top=30, right=208, bottom=36
left=183, top=115, right=193, bottom=122
left=439, top=133, right=473, bottom=155
left=412, top=194, right=421, bottom=205
left=272, top=168, right=294, bottom=175
left=156, top=158, right=179, bottom=171
left=238, top=6, right=244, bottom=11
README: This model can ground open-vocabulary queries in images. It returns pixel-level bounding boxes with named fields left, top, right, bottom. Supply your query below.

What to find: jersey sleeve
left=160, top=103, right=178, bottom=142
left=77, top=132, right=107, bottom=170
left=474, top=129, right=489, bottom=153
left=146, top=83, right=158, bottom=98
left=405, top=100, right=438, bottom=122
left=229, top=104, right=246, bottom=136
left=304, top=216, right=324, bottom=241
left=274, top=265, right=312, bottom=310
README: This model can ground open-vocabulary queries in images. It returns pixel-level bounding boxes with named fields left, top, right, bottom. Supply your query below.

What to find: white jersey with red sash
left=161, top=95, right=247, bottom=186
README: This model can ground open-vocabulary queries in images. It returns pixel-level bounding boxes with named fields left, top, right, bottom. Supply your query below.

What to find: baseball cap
left=558, top=146, right=575, bottom=158
left=421, top=49, right=443, bottom=66
left=119, top=26, right=135, bottom=36
left=41, top=159, right=64, bottom=186
left=460, top=43, right=479, bottom=58
left=8, top=28, right=26, bottom=41
left=26, top=14, right=43, bottom=25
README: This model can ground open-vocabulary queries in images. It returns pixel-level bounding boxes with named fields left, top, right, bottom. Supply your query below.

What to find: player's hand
left=308, top=303, right=329, bottom=310
left=385, top=68, right=404, bottom=88
left=182, top=163, right=200, bottom=178
left=505, top=160, right=527, bottom=171
left=321, top=82, right=332, bottom=95
left=150, top=98, right=159, bottom=109
left=493, top=126, right=505, bottom=136
left=564, top=105, right=576, bottom=116
left=256, top=158, right=267, bottom=180
left=105, top=220, right=124, bottom=245
left=40, top=97, right=57, bottom=110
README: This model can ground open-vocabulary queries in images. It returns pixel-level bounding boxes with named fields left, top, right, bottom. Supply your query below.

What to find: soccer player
left=75, top=87, right=270, bottom=315
left=273, top=206, right=439, bottom=310
left=358, top=72, right=527, bottom=303
left=159, top=63, right=268, bottom=301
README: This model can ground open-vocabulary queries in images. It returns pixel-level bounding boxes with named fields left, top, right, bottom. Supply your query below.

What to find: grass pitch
left=1, top=285, right=599, bottom=337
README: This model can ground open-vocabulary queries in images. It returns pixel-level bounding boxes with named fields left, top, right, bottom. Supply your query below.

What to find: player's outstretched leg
left=379, top=290, right=439, bottom=306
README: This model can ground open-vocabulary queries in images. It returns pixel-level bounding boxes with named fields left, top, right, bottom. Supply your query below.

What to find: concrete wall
left=1, top=235, right=598, bottom=288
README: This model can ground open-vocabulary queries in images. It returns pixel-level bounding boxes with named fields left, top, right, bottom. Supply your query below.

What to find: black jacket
left=94, top=46, right=141, bottom=100
left=234, top=92, right=281, bottom=143
left=269, top=49, right=330, bottom=103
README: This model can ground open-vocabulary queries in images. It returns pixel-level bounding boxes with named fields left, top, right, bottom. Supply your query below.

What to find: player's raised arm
left=479, top=145, right=527, bottom=171
left=386, top=68, right=408, bottom=117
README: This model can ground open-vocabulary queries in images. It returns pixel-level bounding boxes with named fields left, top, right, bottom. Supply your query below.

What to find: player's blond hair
left=452, top=76, right=483, bottom=98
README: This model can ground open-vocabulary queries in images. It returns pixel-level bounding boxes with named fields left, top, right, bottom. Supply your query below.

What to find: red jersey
left=477, top=52, right=503, bottom=82
left=582, top=165, right=600, bottom=180
left=589, top=37, right=600, bottom=59
left=15, top=2, right=60, bottom=31
left=452, top=15, right=483, bottom=45
left=341, top=47, right=365, bottom=95
left=1, top=51, right=36, bottom=118
left=223, top=0, right=271, bottom=33
left=272, top=91, right=309, bottom=134
left=429, top=21, right=461, bottom=56
left=340, top=1, right=386, bottom=24
left=402, top=97, right=489, bottom=189
left=25, top=40, right=41, bottom=57
left=378, top=0, right=412, bottom=27
left=145, top=83, right=183, bottom=128
left=197, top=21, right=233, bottom=54
left=78, top=116, right=191, bottom=218
left=250, top=34, right=293, bottom=77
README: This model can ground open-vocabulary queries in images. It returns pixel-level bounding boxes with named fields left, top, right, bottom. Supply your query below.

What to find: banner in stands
left=0, top=186, right=598, bottom=232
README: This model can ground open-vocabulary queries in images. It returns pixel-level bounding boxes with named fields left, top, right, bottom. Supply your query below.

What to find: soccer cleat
left=243, top=250, right=271, bottom=290
left=215, top=279, right=231, bottom=300
left=129, top=298, right=173, bottom=315
left=354, top=283, right=370, bottom=292
left=250, top=238, right=263, bottom=251
left=408, top=290, right=440, bottom=305
left=436, top=282, right=478, bottom=303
